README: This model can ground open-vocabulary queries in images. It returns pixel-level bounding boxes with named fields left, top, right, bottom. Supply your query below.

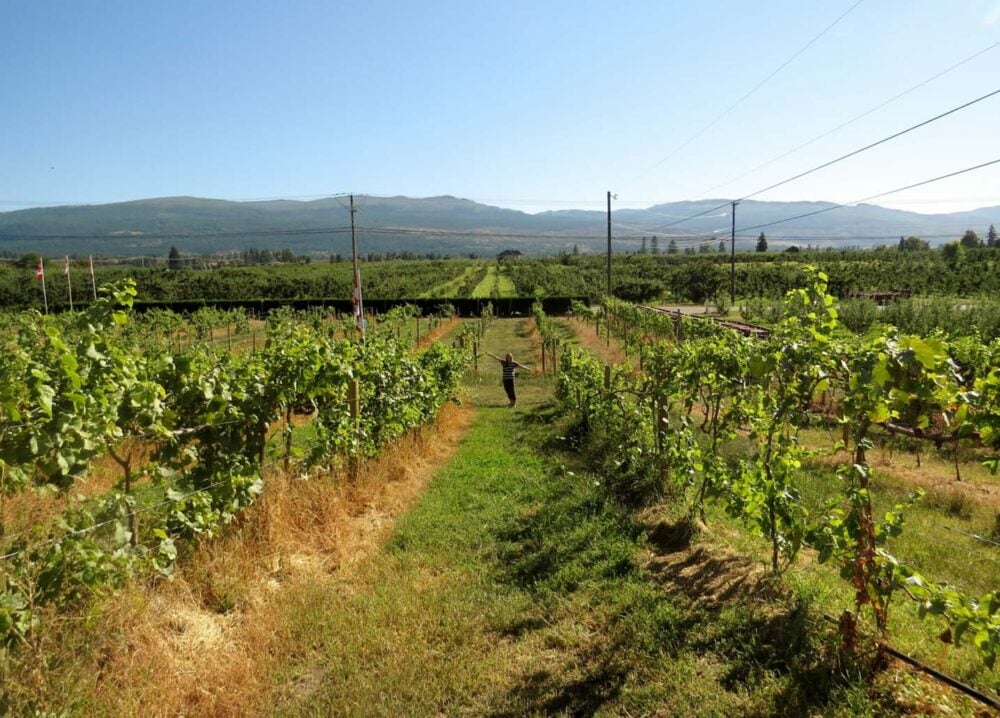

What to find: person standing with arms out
left=486, top=352, right=533, bottom=408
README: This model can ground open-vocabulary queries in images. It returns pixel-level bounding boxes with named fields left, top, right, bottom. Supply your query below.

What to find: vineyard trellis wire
left=0, top=280, right=470, bottom=647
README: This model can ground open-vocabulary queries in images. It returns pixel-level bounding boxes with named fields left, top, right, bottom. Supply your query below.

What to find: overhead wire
left=0, top=226, right=353, bottom=241
left=696, top=38, right=1000, bottom=198
left=735, top=87, right=1000, bottom=203
left=639, top=86, right=1000, bottom=234
left=625, top=0, right=867, bottom=186
left=0, top=433, right=337, bottom=562
left=734, top=157, right=1000, bottom=234
left=0, top=191, right=352, bottom=208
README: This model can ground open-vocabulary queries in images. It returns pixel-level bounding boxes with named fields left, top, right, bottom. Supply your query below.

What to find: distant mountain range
left=0, top=195, right=996, bottom=257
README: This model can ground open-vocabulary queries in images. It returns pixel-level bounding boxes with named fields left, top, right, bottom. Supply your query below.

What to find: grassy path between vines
left=420, top=263, right=482, bottom=298
left=266, top=318, right=984, bottom=717
left=470, top=263, right=517, bottom=299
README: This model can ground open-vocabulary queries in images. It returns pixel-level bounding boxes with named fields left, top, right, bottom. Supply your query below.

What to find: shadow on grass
left=514, top=401, right=561, bottom=425
left=696, top=603, right=856, bottom=715
left=488, top=645, right=630, bottom=717
left=647, top=516, right=696, bottom=554
left=492, top=421, right=874, bottom=714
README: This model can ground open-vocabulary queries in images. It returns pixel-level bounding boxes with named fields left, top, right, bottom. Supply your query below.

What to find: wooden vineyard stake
left=604, top=364, right=611, bottom=391
left=348, top=378, right=361, bottom=483
left=954, top=436, right=962, bottom=482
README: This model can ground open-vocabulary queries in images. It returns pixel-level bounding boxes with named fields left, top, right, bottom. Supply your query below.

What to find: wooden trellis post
left=348, top=378, right=360, bottom=483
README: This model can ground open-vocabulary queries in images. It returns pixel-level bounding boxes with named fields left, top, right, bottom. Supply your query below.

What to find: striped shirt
left=502, top=360, right=517, bottom=380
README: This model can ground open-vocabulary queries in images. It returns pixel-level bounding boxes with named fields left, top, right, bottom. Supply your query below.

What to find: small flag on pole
left=64, top=256, right=74, bottom=311
left=89, top=255, right=97, bottom=300
left=37, top=257, right=48, bottom=314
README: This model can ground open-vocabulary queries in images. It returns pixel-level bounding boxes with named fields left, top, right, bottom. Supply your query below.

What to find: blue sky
left=2, top=0, right=999, bottom=215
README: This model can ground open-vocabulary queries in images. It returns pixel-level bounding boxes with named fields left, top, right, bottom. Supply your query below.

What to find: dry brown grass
left=1, top=438, right=156, bottom=539
left=806, top=444, right=1000, bottom=513
left=564, top=317, right=630, bottom=367
left=6, top=401, right=473, bottom=717
left=643, top=515, right=781, bottom=609
left=415, top=315, right=459, bottom=350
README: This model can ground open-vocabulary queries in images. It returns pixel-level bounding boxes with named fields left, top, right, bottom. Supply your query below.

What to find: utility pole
left=350, top=194, right=364, bottom=340
left=606, top=191, right=613, bottom=295
left=730, top=200, right=739, bottom=307
left=350, top=193, right=358, bottom=277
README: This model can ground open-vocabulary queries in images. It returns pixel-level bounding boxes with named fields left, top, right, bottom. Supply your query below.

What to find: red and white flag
left=352, top=266, right=365, bottom=337
left=64, top=256, right=74, bottom=311
left=37, top=257, right=49, bottom=314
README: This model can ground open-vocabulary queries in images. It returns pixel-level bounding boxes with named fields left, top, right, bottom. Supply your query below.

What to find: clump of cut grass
left=924, top=487, right=974, bottom=520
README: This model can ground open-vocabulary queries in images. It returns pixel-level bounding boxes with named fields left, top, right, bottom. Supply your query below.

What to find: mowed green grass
left=268, top=319, right=960, bottom=716
left=470, top=264, right=499, bottom=297
left=419, top=262, right=483, bottom=298
left=271, top=319, right=560, bottom=715
left=471, top=263, right=517, bottom=298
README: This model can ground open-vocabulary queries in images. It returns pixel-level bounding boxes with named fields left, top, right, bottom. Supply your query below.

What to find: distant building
left=496, top=249, right=524, bottom=261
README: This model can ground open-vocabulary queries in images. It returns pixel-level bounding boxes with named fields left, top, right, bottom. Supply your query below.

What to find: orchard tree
left=167, top=246, right=182, bottom=271
left=756, top=232, right=768, bottom=252
left=959, top=229, right=981, bottom=248
left=667, top=239, right=678, bottom=254
left=718, top=240, right=726, bottom=253
left=988, top=224, right=997, bottom=248
left=942, top=241, right=964, bottom=265
left=673, top=258, right=724, bottom=303
left=650, top=235, right=660, bottom=255
left=898, top=235, right=930, bottom=252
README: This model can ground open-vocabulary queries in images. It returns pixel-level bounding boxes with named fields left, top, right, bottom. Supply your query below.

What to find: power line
left=0, top=192, right=352, bottom=208
left=636, top=201, right=738, bottom=233
left=0, top=226, right=353, bottom=241
left=625, top=0, right=867, bottom=186
left=735, top=157, right=1000, bottom=234
left=736, top=87, right=1000, bottom=203
left=736, top=233, right=969, bottom=241
left=360, top=226, right=646, bottom=240
left=0, top=434, right=335, bottom=562
left=641, top=86, right=1000, bottom=234
left=696, top=39, right=1000, bottom=198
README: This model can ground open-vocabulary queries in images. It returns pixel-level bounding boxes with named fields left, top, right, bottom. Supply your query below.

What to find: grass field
left=265, top=319, right=988, bottom=716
